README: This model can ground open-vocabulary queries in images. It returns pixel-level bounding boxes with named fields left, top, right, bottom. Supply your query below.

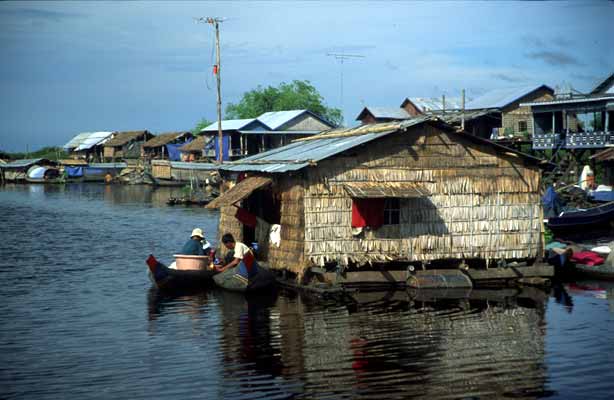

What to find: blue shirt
left=180, top=239, right=205, bottom=256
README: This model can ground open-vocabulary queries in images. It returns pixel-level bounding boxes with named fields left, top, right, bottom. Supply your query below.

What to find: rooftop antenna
left=327, top=52, right=364, bottom=124
left=196, top=17, right=225, bottom=163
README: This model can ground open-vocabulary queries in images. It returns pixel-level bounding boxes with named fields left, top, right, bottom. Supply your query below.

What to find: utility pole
left=196, top=17, right=225, bottom=163
left=327, top=52, right=364, bottom=123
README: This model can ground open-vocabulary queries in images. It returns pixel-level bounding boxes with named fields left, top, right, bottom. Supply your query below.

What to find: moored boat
left=146, top=254, right=217, bottom=290
left=213, top=264, right=276, bottom=292
left=572, top=262, right=614, bottom=280
left=547, top=202, right=614, bottom=236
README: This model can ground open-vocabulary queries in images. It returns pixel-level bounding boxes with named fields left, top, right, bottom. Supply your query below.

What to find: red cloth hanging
left=570, top=251, right=605, bottom=266
left=351, top=199, right=385, bottom=229
left=235, top=207, right=257, bottom=228
left=213, top=64, right=218, bottom=75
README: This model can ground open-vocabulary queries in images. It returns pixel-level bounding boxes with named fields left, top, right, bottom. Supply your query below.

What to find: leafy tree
left=225, top=80, right=342, bottom=126
left=192, top=118, right=213, bottom=135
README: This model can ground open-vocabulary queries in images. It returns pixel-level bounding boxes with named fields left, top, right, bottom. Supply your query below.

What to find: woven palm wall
left=303, top=123, right=542, bottom=268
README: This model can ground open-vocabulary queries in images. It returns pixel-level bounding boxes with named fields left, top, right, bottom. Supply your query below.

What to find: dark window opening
left=518, top=120, right=528, bottom=133
left=384, top=198, right=400, bottom=225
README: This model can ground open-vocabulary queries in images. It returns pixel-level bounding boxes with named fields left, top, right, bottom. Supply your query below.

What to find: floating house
left=103, top=130, right=154, bottom=161
left=0, top=158, right=58, bottom=182
left=150, top=160, right=218, bottom=186
left=178, top=135, right=208, bottom=161
left=200, top=110, right=336, bottom=160
left=524, top=73, right=614, bottom=151
left=401, top=97, right=463, bottom=116
left=465, top=85, right=554, bottom=139
left=63, top=131, right=114, bottom=161
left=207, top=116, right=547, bottom=286
left=142, top=131, right=194, bottom=160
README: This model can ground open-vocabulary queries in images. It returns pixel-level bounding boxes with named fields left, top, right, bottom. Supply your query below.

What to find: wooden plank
left=466, top=264, right=554, bottom=280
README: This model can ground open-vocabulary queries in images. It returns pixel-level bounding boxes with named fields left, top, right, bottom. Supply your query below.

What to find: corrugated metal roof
left=521, top=95, right=614, bottom=107
left=202, top=119, right=260, bottom=131
left=256, top=110, right=307, bottom=130
left=238, top=130, right=321, bottom=136
left=64, top=133, right=92, bottom=149
left=359, top=107, right=411, bottom=120
left=169, top=162, right=218, bottom=170
left=74, top=132, right=114, bottom=151
left=0, top=158, right=51, bottom=169
left=465, top=85, right=552, bottom=110
left=408, top=97, right=462, bottom=112
left=220, top=116, right=434, bottom=173
left=87, top=162, right=127, bottom=169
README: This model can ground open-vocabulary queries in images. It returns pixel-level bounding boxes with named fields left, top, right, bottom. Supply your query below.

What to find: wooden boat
left=213, top=263, right=275, bottom=292
left=146, top=254, right=217, bottom=290
left=572, top=262, right=614, bottom=280
left=25, top=166, right=76, bottom=184
left=547, top=201, right=614, bottom=235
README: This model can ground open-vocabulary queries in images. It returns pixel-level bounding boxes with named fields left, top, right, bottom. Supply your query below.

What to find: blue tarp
left=543, top=186, right=564, bottom=218
left=589, top=190, right=614, bottom=203
left=166, top=139, right=192, bottom=161
left=214, top=135, right=230, bottom=161
left=65, top=166, right=84, bottom=178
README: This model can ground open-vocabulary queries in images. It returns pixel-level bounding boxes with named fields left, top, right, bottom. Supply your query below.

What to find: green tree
left=192, top=118, right=213, bottom=135
left=225, top=80, right=342, bottom=127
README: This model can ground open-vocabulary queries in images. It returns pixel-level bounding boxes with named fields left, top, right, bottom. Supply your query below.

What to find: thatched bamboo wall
left=267, top=176, right=306, bottom=274
left=303, top=124, right=542, bottom=267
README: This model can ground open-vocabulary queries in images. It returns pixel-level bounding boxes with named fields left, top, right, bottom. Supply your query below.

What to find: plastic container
left=173, top=255, right=210, bottom=270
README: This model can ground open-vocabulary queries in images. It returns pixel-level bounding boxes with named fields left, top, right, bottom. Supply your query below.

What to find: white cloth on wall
left=269, top=224, right=281, bottom=247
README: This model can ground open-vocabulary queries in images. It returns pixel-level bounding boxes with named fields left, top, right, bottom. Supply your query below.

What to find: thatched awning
left=343, top=182, right=430, bottom=198
left=206, top=176, right=272, bottom=209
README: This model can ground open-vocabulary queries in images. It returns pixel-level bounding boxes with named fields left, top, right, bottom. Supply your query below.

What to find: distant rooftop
left=356, top=107, right=410, bottom=121
left=202, top=119, right=263, bottom=132
left=465, top=85, right=553, bottom=110
left=404, top=97, right=463, bottom=112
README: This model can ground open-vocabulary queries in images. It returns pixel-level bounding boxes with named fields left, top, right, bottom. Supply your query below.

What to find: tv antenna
left=196, top=17, right=225, bottom=163
left=327, top=52, right=364, bottom=120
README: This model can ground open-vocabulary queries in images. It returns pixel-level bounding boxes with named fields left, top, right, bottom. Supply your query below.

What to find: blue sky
left=0, top=1, right=612, bottom=152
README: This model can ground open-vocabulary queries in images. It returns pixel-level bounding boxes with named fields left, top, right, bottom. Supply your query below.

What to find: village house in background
left=63, top=131, right=114, bottom=162
left=142, top=131, right=193, bottom=161
left=103, top=130, right=153, bottom=161
left=199, top=109, right=336, bottom=161
left=207, top=116, right=549, bottom=287
left=179, top=135, right=209, bottom=161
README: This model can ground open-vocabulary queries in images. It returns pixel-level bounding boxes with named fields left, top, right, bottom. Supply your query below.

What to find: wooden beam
left=465, top=264, right=554, bottom=281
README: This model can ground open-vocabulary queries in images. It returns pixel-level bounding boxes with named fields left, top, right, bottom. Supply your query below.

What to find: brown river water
left=1, top=183, right=613, bottom=399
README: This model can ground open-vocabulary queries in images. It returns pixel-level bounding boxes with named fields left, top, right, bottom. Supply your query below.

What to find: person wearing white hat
left=180, top=228, right=208, bottom=255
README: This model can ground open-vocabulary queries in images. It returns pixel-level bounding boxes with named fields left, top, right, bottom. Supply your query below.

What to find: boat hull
left=573, top=263, right=614, bottom=280
left=547, top=202, right=614, bottom=236
left=213, top=265, right=275, bottom=293
left=146, top=255, right=216, bottom=290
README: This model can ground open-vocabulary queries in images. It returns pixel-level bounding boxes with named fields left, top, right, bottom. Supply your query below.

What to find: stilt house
left=207, top=116, right=544, bottom=280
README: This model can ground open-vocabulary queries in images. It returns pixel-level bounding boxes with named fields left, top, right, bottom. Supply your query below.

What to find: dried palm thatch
left=143, top=132, right=191, bottom=148
left=180, top=136, right=209, bottom=152
left=104, top=131, right=151, bottom=147
left=206, top=176, right=272, bottom=209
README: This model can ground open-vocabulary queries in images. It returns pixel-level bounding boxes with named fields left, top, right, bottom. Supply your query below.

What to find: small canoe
left=572, top=263, right=614, bottom=280
left=146, top=254, right=217, bottom=290
left=213, top=264, right=275, bottom=292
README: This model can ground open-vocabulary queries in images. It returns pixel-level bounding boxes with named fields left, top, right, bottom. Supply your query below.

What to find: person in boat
left=214, top=233, right=258, bottom=279
left=180, top=228, right=210, bottom=256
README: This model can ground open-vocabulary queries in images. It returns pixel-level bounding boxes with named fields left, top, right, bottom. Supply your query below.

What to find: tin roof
left=202, top=119, right=263, bottom=132
left=74, top=132, right=114, bottom=151
left=169, top=161, right=218, bottom=170
left=257, top=110, right=308, bottom=130
left=405, top=97, right=463, bottom=112
left=0, top=158, right=54, bottom=169
left=63, top=133, right=92, bottom=149
left=238, top=130, right=321, bottom=136
left=355, top=107, right=411, bottom=121
left=220, top=116, right=434, bottom=173
left=465, top=85, right=553, bottom=110
left=521, top=95, right=614, bottom=108
left=591, top=72, right=614, bottom=95
left=87, top=162, right=127, bottom=169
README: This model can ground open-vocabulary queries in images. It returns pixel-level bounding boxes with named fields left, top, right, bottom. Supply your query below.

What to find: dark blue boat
left=547, top=202, right=614, bottom=236
left=146, top=255, right=216, bottom=290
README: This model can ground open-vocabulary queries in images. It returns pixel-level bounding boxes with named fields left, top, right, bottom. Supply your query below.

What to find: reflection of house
left=63, top=132, right=114, bottom=161
left=103, top=130, right=154, bottom=161
left=465, top=85, right=554, bottom=138
left=207, top=116, right=543, bottom=277
left=201, top=110, right=336, bottom=160
left=524, top=74, right=614, bottom=150
left=142, top=131, right=193, bottom=160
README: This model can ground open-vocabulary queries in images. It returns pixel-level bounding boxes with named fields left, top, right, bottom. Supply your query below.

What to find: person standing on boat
left=180, top=228, right=209, bottom=256
left=215, top=233, right=258, bottom=279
